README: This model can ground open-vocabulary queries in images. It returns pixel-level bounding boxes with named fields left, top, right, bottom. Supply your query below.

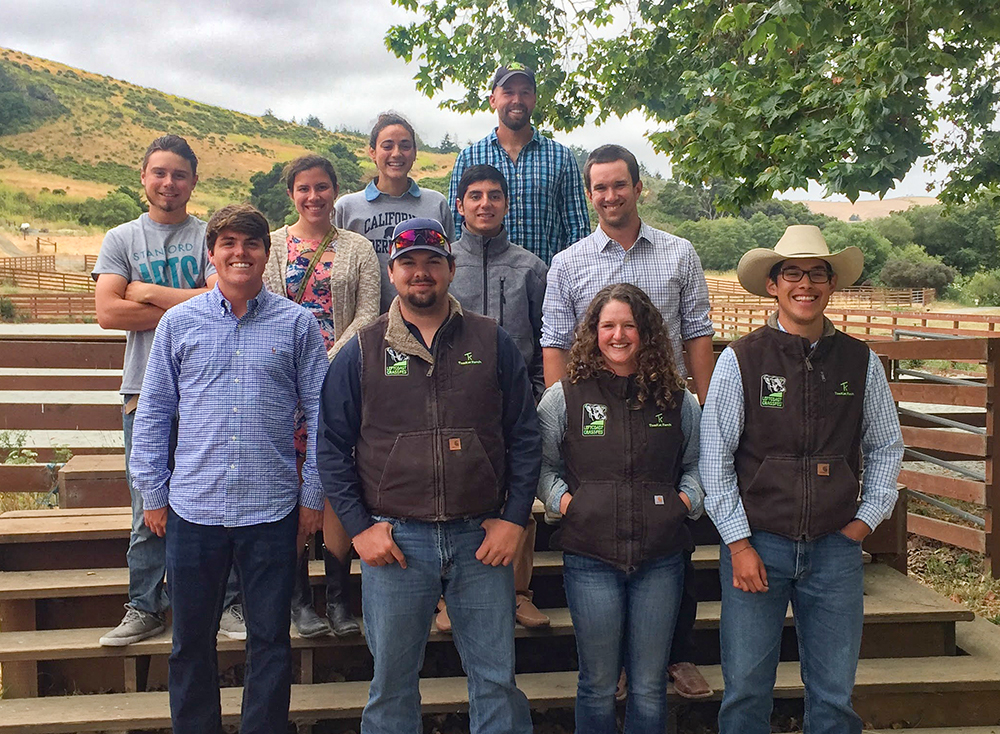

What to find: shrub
left=879, top=258, right=956, bottom=291
left=963, top=269, right=1000, bottom=307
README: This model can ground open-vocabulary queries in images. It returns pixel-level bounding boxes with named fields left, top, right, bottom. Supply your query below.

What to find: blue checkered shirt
left=448, top=128, right=590, bottom=264
left=541, top=222, right=715, bottom=378
left=700, top=338, right=903, bottom=545
left=130, top=285, right=329, bottom=527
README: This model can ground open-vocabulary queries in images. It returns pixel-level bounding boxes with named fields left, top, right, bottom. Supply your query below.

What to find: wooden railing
left=711, top=303, right=1000, bottom=340
left=870, top=338, right=999, bottom=577
left=704, top=277, right=932, bottom=307
left=4, top=293, right=96, bottom=319
left=0, top=254, right=57, bottom=270
left=35, top=236, right=57, bottom=253
left=0, top=264, right=94, bottom=292
left=83, top=254, right=98, bottom=272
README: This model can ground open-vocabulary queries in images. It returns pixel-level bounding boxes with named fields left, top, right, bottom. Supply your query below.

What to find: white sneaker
left=99, top=606, right=165, bottom=647
left=219, top=604, right=247, bottom=640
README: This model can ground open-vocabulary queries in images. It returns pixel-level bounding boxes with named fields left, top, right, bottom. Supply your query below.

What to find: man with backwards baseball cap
left=317, top=218, right=540, bottom=733
left=700, top=225, right=903, bottom=734
left=448, top=63, right=590, bottom=264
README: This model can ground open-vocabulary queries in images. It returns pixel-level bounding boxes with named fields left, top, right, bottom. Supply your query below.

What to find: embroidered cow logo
left=760, top=374, right=786, bottom=408
left=582, top=403, right=608, bottom=436
left=385, top=347, right=409, bottom=376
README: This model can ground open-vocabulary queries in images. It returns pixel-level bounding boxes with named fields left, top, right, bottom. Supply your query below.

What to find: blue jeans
left=166, top=507, right=298, bottom=734
left=123, top=397, right=239, bottom=615
left=718, top=530, right=865, bottom=734
left=563, top=552, right=685, bottom=734
left=360, top=515, right=532, bottom=734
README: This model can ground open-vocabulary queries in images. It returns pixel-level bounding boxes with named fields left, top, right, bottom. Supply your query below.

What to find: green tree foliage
left=879, top=244, right=956, bottom=290
left=899, top=203, right=1000, bottom=275
left=386, top=0, right=1000, bottom=206
left=674, top=217, right=756, bottom=271
left=78, top=191, right=143, bottom=228
left=962, top=269, right=1000, bottom=307
left=821, top=221, right=893, bottom=282
left=249, top=162, right=293, bottom=228
left=0, top=62, right=67, bottom=134
left=305, top=115, right=326, bottom=130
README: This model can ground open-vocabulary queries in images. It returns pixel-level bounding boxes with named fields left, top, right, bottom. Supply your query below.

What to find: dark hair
left=566, top=283, right=686, bottom=411
left=457, top=164, right=509, bottom=201
left=206, top=204, right=271, bottom=254
left=282, top=155, right=338, bottom=192
left=142, top=135, right=198, bottom=177
left=583, top=144, right=640, bottom=191
left=369, top=112, right=416, bottom=149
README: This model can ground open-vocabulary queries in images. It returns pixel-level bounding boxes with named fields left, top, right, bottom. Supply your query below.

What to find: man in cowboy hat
left=699, top=225, right=903, bottom=734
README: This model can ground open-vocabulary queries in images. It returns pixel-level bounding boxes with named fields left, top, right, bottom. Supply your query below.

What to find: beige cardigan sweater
left=264, top=225, right=381, bottom=359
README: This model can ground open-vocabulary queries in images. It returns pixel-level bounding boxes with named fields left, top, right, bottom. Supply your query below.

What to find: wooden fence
left=83, top=254, right=98, bottom=272
left=0, top=264, right=94, bottom=292
left=3, top=293, right=96, bottom=319
left=704, top=277, right=932, bottom=307
left=0, top=255, right=56, bottom=271
left=870, top=338, right=999, bottom=577
left=711, top=303, right=1000, bottom=341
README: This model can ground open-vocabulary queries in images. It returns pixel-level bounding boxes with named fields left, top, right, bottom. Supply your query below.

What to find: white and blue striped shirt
left=700, top=336, right=904, bottom=545
left=541, top=222, right=715, bottom=378
left=131, top=285, right=329, bottom=527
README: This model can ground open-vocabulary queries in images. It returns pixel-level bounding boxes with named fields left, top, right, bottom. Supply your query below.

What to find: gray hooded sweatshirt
left=450, top=225, right=547, bottom=398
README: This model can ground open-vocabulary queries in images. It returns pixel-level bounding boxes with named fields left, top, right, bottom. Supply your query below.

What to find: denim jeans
left=360, top=515, right=532, bottom=734
left=165, top=507, right=298, bottom=734
left=123, top=397, right=239, bottom=615
left=563, top=552, right=685, bottom=734
left=718, top=530, right=865, bottom=734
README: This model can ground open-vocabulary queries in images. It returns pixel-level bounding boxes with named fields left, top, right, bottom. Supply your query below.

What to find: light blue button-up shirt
left=130, top=285, right=329, bottom=527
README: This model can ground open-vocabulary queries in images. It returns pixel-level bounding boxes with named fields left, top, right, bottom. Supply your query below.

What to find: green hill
left=0, top=46, right=454, bottom=221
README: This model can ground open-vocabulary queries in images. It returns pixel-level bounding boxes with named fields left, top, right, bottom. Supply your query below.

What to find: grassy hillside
left=0, top=47, right=454, bottom=218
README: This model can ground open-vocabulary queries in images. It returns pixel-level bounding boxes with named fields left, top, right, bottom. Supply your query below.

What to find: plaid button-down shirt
left=130, top=285, right=329, bottom=527
left=448, top=128, right=590, bottom=264
left=540, top=222, right=715, bottom=377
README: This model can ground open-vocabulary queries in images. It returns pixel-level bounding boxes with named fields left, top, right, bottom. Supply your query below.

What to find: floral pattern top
left=285, top=233, right=337, bottom=349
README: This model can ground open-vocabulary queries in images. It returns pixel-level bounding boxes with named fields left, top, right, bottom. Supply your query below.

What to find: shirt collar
left=596, top=220, right=654, bottom=253
left=488, top=126, right=541, bottom=149
left=211, top=283, right=269, bottom=317
left=364, top=178, right=422, bottom=202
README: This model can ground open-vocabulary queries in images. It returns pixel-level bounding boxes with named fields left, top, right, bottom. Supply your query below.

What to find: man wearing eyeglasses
left=316, top=218, right=540, bottom=733
left=700, top=225, right=903, bottom=734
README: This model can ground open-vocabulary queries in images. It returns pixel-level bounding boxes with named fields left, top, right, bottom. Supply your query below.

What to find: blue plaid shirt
left=448, top=128, right=590, bottom=264
left=700, top=336, right=904, bottom=545
left=130, top=285, right=329, bottom=527
left=541, top=222, right=715, bottom=378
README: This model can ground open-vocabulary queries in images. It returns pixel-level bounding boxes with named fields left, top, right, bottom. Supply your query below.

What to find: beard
left=404, top=285, right=439, bottom=310
left=498, top=109, right=530, bottom=132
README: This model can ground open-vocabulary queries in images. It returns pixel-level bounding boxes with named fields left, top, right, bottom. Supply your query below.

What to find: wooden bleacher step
left=0, top=564, right=972, bottom=666
left=3, top=644, right=1000, bottom=734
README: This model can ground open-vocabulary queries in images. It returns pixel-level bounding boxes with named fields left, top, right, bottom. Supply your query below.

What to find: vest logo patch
left=834, top=380, right=854, bottom=396
left=385, top=347, right=409, bottom=376
left=582, top=403, right=608, bottom=436
left=760, top=374, right=786, bottom=408
left=457, top=351, right=483, bottom=366
left=648, top=412, right=672, bottom=428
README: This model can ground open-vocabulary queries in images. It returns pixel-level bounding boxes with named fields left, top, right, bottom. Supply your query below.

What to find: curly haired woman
left=536, top=282, right=704, bottom=733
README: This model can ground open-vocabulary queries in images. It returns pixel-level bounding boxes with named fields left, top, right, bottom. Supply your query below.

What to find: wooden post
left=0, top=599, right=38, bottom=697
left=986, top=339, right=999, bottom=579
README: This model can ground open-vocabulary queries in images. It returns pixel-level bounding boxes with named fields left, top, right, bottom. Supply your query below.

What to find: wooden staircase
left=2, top=506, right=1000, bottom=732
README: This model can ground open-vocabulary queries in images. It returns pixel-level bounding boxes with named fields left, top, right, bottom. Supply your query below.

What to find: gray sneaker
left=99, top=605, right=165, bottom=647
left=219, top=604, right=247, bottom=640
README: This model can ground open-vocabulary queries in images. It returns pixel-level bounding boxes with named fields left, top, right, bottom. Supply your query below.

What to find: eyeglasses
left=780, top=266, right=832, bottom=284
left=392, top=228, right=451, bottom=254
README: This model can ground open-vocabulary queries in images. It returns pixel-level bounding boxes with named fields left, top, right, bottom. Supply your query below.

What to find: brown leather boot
left=668, top=662, right=714, bottom=699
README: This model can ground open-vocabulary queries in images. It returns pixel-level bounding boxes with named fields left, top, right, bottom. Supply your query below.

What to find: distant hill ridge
left=0, top=46, right=455, bottom=215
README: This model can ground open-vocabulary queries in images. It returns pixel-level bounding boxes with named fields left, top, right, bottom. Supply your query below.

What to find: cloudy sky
left=1, top=0, right=937, bottom=200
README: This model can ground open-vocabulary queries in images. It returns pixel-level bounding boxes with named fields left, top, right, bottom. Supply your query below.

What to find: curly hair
left=566, top=283, right=687, bottom=411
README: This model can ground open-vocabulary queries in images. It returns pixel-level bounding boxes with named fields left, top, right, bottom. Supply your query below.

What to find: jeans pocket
left=836, top=529, right=863, bottom=546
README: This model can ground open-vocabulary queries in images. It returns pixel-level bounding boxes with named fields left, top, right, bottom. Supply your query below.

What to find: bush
left=0, top=296, right=16, bottom=322
left=879, top=258, right=956, bottom=291
left=963, top=269, right=1000, bottom=307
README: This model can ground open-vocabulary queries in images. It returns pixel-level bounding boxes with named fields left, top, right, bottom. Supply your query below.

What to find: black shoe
left=291, top=552, right=331, bottom=638
left=324, top=549, right=361, bottom=637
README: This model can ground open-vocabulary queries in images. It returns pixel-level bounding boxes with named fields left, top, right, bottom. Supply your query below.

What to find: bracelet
left=730, top=545, right=753, bottom=557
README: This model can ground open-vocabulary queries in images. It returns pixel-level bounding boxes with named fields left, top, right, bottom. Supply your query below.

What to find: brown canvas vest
left=356, top=311, right=506, bottom=520
left=731, top=323, right=870, bottom=540
left=557, top=373, right=692, bottom=569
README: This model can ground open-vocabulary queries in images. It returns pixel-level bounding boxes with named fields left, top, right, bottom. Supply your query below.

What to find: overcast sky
left=0, top=0, right=937, bottom=200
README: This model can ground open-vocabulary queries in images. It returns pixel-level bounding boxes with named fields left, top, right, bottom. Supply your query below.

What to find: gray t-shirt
left=335, top=180, right=454, bottom=313
left=91, top=214, right=213, bottom=395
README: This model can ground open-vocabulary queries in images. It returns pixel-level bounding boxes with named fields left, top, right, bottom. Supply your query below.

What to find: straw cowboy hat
left=737, top=225, right=864, bottom=297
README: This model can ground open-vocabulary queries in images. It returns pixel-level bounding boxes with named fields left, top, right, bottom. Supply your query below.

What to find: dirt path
left=0, top=231, right=29, bottom=257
